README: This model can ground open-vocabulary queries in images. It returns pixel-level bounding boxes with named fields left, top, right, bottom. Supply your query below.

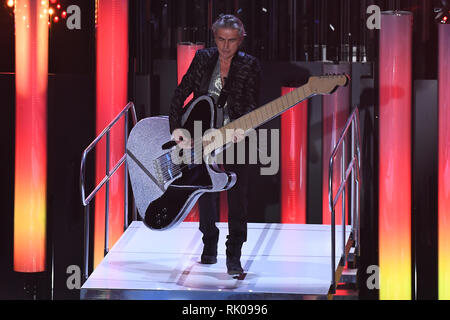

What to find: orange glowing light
left=281, top=87, right=308, bottom=224
left=7, top=0, right=14, bottom=7
left=378, top=11, right=412, bottom=300
left=14, top=0, right=49, bottom=273
left=94, top=0, right=129, bottom=268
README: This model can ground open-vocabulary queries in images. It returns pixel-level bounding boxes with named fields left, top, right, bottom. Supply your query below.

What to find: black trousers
left=198, top=162, right=249, bottom=246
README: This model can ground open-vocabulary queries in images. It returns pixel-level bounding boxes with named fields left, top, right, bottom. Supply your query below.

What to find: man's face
left=214, top=28, right=243, bottom=60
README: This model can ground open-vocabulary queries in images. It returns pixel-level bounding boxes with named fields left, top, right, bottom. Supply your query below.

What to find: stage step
left=81, top=221, right=353, bottom=300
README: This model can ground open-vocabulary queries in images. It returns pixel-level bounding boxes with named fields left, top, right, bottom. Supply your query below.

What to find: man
left=169, top=14, right=261, bottom=275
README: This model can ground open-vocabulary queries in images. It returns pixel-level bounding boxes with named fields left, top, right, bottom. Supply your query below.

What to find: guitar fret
left=230, top=119, right=238, bottom=132
left=262, top=104, right=269, bottom=123
left=290, top=91, right=296, bottom=106
left=272, top=99, right=278, bottom=115
left=298, top=86, right=304, bottom=101
left=286, top=92, right=293, bottom=109
left=234, top=117, right=242, bottom=130
left=252, top=113, right=258, bottom=130
left=302, top=85, right=309, bottom=99
left=294, top=89, right=300, bottom=104
left=281, top=95, right=288, bottom=113
left=270, top=101, right=276, bottom=116
left=275, top=98, right=282, bottom=115
left=267, top=102, right=275, bottom=116
left=244, top=114, right=251, bottom=131
left=261, top=108, right=266, bottom=124
left=251, top=113, right=256, bottom=130
left=237, top=116, right=243, bottom=131
left=289, top=91, right=295, bottom=106
left=276, top=99, right=281, bottom=113
left=256, top=109, right=262, bottom=126
left=250, top=113, right=256, bottom=130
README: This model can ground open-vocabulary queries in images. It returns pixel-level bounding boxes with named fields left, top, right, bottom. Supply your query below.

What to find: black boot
left=200, top=242, right=217, bottom=264
left=225, top=238, right=243, bottom=275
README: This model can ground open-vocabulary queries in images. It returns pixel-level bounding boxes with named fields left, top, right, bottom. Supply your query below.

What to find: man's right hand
left=171, top=128, right=192, bottom=149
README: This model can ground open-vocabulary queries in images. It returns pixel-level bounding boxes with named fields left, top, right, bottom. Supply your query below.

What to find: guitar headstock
left=307, top=74, right=349, bottom=95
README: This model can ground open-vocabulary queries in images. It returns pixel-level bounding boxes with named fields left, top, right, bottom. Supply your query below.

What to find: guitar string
left=157, top=138, right=213, bottom=181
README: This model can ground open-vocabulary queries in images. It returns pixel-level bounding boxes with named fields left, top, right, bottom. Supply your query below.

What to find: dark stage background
left=0, top=0, right=443, bottom=300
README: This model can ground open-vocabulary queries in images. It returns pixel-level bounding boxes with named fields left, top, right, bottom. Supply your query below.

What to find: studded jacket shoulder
left=169, top=47, right=262, bottom=133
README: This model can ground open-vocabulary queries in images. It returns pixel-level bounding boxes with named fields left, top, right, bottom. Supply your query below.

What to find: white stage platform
left=81, top=221, right=353, bottom=300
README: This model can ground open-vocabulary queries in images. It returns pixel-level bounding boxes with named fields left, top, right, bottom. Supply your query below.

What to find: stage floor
left=81, top=221, right=352, bottom=300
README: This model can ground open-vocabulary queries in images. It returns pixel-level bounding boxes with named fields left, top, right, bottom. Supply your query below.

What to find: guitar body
left=126, top=95, right=237, bottom=230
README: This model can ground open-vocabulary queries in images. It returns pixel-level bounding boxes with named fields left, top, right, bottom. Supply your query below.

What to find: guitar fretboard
left=202, top=83, right=314, bottom=155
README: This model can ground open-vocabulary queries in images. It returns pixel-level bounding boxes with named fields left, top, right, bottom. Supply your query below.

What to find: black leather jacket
left=169, top=47, right=262, bottom=133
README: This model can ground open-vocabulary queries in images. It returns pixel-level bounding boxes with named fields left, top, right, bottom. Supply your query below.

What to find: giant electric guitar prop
left=126, top=74, right=349, bottom=230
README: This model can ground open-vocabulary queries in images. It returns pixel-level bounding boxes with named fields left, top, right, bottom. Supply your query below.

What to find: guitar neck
left=199, top=74, right=348, bottom=158
left=211, top=83, right=314, bottom=149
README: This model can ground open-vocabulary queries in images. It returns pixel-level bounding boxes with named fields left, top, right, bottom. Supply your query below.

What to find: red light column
left=94, top=0, right=128, bottom=268
left=378, top=11, right=412, bottom=300
left=13, top=0, right=49, bottom=273
left=438, top=23, right=450, bottom=300
left=281, top=86, right=308, bottom=224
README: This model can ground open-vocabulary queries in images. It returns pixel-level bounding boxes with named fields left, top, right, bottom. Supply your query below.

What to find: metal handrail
left=80, top=101, right=138, bottom=282
left=328, top=106, right=362, bottom=293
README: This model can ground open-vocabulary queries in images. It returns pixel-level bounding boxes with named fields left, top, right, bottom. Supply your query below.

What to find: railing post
left=356, top=110, right=361, bottom=258
left=331, top=207, right=336, bottom=293
left=83, top=204, right=90, bottom=283
left=341, top=140, right=346, bottom=266
left=356, top=178, right=360, bottom=257
left=351, top=119, right=356, bottom=239
left=104, top=131, right=110, bottom=256
left=328, top=107, right=362, bottom=293
left=80, top=103, right=137, bottom=280
left=124, top=112, right=129, bottom=230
